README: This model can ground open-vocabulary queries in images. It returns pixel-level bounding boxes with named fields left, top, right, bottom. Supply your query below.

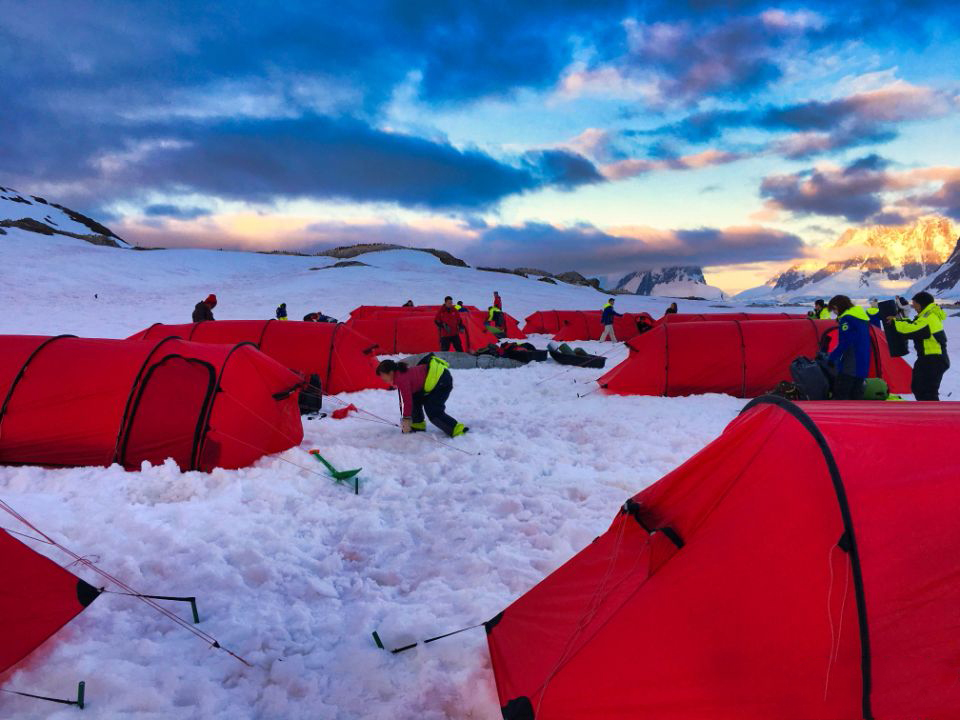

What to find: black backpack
left=298, top=373, right=323, bottom=416
left=790, top=357, right=830, bottom=400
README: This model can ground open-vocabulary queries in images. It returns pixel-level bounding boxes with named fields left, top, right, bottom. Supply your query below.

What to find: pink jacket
left=393, top=364, right=428, bottom=417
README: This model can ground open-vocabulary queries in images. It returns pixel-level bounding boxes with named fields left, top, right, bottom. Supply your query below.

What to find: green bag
left=862, top=377, right=889, bottom=401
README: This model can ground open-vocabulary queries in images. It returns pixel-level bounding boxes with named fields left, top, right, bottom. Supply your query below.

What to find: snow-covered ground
left=0, top=229, right=957, bottom=718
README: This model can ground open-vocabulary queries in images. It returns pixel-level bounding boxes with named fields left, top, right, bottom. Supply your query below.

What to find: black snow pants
left=832, top=374, right=865, bottom=400
left=411, top=370, right=459, bottom=435
left=440, top=335, right=463, bottom=352
left=912, top=355, right=948, bottom=401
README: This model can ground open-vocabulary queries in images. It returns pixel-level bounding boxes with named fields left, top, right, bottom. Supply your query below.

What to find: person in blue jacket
left=600, top=298, right=622, bottom=342
left=826, top=294, right=872, bottom=400
left=866, top=297, right=882, bottom=328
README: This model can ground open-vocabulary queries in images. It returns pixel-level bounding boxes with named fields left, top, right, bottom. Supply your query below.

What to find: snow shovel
left=309, top=450, right=362, bottom=493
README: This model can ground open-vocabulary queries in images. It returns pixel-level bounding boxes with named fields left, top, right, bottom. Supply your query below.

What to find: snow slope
left=0, top=228, right=957, bottom=719
left=0, top=187, right=128, bottom=246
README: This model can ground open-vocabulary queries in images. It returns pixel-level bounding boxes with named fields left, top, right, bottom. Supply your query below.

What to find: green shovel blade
left=310, top=450, right=362, bottom=480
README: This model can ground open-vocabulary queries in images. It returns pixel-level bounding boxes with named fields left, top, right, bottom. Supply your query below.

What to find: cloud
left=143, top=204, right=212, bottom=220
left=601, top=148, right=745, bottom=180
left=476, top=221, right=805, bottom=274
left=119, top=209, right=805, bottom=276
left=760, top=154, right=891, bottom=221
left=523, top=149, right=606, bottom=188
left=4, top=113, right=606, bottom=211
left=602, top=11, right=827, bottom=105
left=655, top=80, right=957, bottom=159
left=760, top=155, right=960, bottom=222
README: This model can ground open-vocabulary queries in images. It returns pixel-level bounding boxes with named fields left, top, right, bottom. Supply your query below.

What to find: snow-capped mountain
left=0, top=185, right=128, bottom=247
left=738, top=216, right=957, bottom=301
left=615, top=266, right=726, bottom=300
left=910, top=235, right=960, bottom=299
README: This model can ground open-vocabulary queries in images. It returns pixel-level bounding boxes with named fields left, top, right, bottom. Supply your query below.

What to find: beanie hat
left=205, top=294, right=217, bottom=306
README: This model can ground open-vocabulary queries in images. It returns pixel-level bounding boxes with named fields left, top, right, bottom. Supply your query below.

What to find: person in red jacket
left=493, top=291, right=502, bottom=310
left=435, top=296, right=465, bottom=352
left=376, top=357, right=468, bottom=436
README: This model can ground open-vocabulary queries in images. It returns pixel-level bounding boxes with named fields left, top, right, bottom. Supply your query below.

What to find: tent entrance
left=120, top=356, right=215, bottom=471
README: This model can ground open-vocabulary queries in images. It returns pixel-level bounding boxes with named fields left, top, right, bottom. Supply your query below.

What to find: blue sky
left=1, top=1, right=958, bottom=291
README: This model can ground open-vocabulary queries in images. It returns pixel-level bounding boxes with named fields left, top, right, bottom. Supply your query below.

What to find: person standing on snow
left=193, top=294, right=217, bottom=322
left=866, top=297, right=882, bottom=328
left=826, top=295, right=872, bottom=400
left=810, top=299, right=830, bottom=320
left=493, top=291, right=502, bottom=311
left=376, top=357, right=469, bottom=437
left=435, top=296, right=465, bottom=352
left=887, top=291, right=949, bottom=400
left=665, top=302, right=678, bottom=315
left=276, top=302, right=288, bottom=321
left=600, top=298, right=622, bottom=342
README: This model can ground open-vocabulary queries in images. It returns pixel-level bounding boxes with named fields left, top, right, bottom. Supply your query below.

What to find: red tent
left=346, top=313, right=500, bottom=354
left=128, top=320, right=386, bottom=394
left=551, top=312, right=655, bottom=342
left=349, top=305, right=526, bottom=339
left=660, top=311, right=808, bottom=323
left=0, top=335, right=303, bottom=471
left=1, top=529, right=99, bottom=674
left=521, top=310, right=577, bottom=335
left=598, top=319, right=912, bottom=397
left=350, top=304, right=480, bottom=319
left=488, top=398, right=960, bottom=719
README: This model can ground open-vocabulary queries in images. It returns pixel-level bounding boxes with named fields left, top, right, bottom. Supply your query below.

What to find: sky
left=1, top=1, right=958, bottom=292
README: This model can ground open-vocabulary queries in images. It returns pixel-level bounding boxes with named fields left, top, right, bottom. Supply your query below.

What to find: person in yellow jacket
left=376, top=356, right=469, bottom=436
left=887, top=291, right=949, bottom=400
left=810, top=299, right=830, bottom=319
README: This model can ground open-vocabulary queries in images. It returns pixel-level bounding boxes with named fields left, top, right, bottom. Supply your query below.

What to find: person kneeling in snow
left=376, top=357, right=469, bottom=437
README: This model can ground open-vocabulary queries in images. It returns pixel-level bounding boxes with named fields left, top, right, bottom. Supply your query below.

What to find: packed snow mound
left=616, top=266, right=726, bottom=300
left=317, top=242, right=468, bottom=267
left=738, top=216, right=957, bottom=301
left=0, top=185, right=128, bottom=247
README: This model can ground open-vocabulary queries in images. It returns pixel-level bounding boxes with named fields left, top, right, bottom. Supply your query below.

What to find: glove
left=401, top=418, right=413, bottom=434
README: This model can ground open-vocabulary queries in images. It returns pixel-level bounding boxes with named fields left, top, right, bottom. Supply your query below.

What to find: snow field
left=0, top=233, right=956, bottom=718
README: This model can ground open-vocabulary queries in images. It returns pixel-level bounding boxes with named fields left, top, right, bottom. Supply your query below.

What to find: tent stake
left=0, top=680, right=86, bottom=709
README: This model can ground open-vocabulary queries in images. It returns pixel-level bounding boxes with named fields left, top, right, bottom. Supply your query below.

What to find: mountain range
left=3, top=186, right=959, bottom=301
left=614, top=266, right=726, bottom=300
left=738, top=216, right=959, bottom=301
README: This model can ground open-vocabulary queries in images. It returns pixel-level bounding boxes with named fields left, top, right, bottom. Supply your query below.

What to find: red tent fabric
left=349, top=306, right=526, bottom=339
left=346, top=313, right=500, bottom=354
left=598, top=319, right=912, bottom=397
left=550, top=312, right=655, bottom=342
left=0, top=335, right=303, bottom=471
left=659, top=311, right=808, bottom=324
left=487, top=398, right=960, bottom=720
left=128, top=320, right=386, bottom=394
left=521, top=310, right=654, bottom=341
left=350, top=304, right=480, bottom=320
left=522, top=310, right=587, bottom=335
left=0, top=529, right=99, bottom=674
